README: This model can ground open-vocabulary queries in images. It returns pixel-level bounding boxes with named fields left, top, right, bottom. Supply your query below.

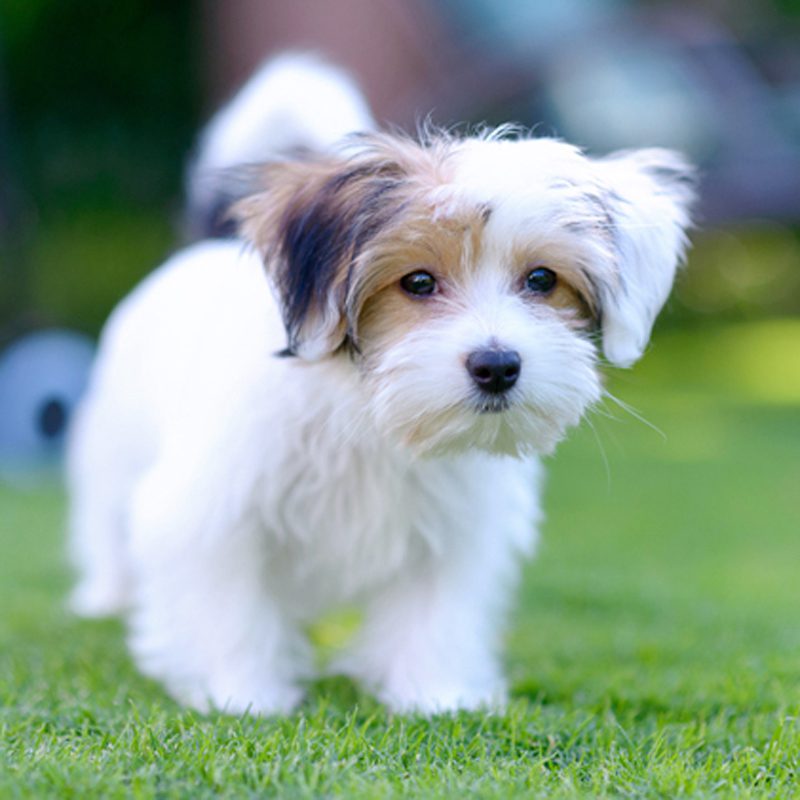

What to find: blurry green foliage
left=2, top=0, right=198, bottom=210
left=775, top=0, right=800, bottom=16
left=674, top=224, right=800, bottom=322
left=29, top=208, right=175, bottom=336
left=1, top=0, right=199, bottom=332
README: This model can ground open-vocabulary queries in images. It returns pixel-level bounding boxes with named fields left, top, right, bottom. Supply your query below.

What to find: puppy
left=68, top=55, right=694, bottom=715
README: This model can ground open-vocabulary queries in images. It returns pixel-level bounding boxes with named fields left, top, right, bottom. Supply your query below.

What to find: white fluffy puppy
left=68, top=56, right=694, bottom=715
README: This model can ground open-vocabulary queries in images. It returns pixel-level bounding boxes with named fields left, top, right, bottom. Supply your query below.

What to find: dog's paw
left=378, top=680, right=508, bottom=715
left=176, top=678, right=305, bottom=717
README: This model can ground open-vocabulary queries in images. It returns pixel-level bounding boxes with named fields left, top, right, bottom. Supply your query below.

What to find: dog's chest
left=258, top=439, right=432, bottom=605
left=254, top=417, right=486, bottom=610
left=248, top=362, right=539, bottom=612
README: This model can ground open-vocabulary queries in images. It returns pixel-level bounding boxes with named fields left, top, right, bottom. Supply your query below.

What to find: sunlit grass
left=635, top=318, right=800, bottom=405
left=2, top=320, right=799, bottom=797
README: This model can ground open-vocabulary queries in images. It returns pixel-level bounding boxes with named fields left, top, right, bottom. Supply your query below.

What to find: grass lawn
left=2, top=320, right=799, bottom=798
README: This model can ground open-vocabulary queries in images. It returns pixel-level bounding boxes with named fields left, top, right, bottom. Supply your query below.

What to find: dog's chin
left=373, top=397, right=575, bottom=459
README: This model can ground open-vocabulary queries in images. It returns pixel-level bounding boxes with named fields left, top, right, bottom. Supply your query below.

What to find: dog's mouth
left=475, top=395, right=511, bottom=414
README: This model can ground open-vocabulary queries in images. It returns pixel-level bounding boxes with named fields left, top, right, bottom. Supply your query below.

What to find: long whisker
left=583, top=414, right=612, bottom=488
left=603, top=391, right=666, bottom=440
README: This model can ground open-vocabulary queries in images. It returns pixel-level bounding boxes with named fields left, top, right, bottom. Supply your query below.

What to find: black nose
left=466, top=349, right=521, bottom=394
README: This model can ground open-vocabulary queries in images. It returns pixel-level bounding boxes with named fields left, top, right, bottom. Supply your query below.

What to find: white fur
left=187, top=54, right=376, bottom=227
left=68, top=240, right=541, bottom=713
left=68, top=56, right=693, bottom=716
left=593, top=149, right=694, bottom=366
left=447, top=136, right=694, bottom=367
left=364, top=261, right=601, bottom=458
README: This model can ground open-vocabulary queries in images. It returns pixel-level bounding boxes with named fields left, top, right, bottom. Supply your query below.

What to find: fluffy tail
left=185, top=53, right=376, bottom=239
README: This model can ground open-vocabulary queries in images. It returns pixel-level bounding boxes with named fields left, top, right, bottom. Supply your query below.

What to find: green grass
left=2, top=321, right=800, bottom=798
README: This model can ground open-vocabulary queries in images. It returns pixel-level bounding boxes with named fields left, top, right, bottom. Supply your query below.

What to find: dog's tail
left=185, top=52, right=376, bottom=239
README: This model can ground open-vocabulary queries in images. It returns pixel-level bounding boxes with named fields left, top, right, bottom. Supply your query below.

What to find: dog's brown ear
left=593, top=149, right=696, bottom=367
left=235, top=155, right=406, bottom=359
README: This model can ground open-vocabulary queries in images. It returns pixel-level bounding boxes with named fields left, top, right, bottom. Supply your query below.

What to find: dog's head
left=236, top=130, right=694, bottom=456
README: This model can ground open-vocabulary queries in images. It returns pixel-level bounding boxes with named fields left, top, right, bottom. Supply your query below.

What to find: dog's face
left=237, top=132, right=694, bottom=456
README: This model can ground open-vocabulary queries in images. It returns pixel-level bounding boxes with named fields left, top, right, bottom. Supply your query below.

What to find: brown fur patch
left=353, top=204, right=496, bottom=355
left=233, top=136, right=457, bottom=353
left=508, top=239, right=600, bottom=325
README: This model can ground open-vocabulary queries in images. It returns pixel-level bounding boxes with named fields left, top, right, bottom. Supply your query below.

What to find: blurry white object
left=186, top=53, right=376, bottom=237
left=0, top=329, right=95, bottom=480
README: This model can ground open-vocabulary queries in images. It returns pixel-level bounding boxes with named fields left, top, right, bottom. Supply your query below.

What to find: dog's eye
left=400, top=270, right=437, bottom=296
left=525, top=266, right=557, bottom=294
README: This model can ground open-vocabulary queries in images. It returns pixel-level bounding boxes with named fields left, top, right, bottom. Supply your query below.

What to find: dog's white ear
left=593, top=149, right=695, bottom=367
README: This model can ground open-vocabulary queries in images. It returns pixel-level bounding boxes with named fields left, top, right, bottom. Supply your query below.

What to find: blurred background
left=0, top=0, right=799, bottom=475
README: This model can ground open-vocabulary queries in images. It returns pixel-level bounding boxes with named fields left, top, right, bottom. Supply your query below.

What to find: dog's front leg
left=341, top=549, right=514, bottom=714
left=125, top=452, right=310, bottom=716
